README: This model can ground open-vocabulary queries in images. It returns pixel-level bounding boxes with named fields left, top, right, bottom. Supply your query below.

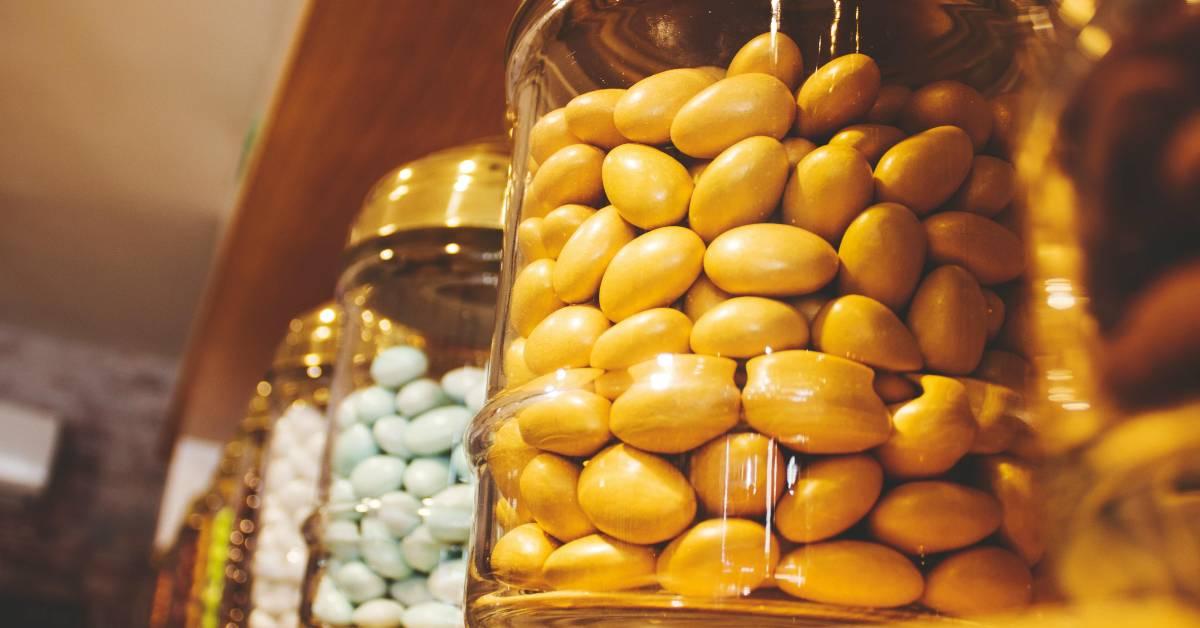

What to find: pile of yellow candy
left=488, top=31, right=1039, bottom=616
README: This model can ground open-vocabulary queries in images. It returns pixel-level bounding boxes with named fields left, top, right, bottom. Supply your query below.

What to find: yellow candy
left=524, top=305, right=611, bottom=375
left=503, top=338, right=537, bottom=388
left=601, top=144, right=693, bottom=229
left=874, top=372, right=920, bottom=403
left=689, top=136, right=790, bottom=241
left=901, top=80, right=993, bottom=151
left=490, top=523, right=559, bottom=587
left=553, top=206, right=636, bottom=303
left=875, top=375, right=976, bottom=478
left=704, top=223, right=839, bottom=296
left=610, top=354, right=740, bottom=453
left=977, top=455, right=1044, bottom=565
left=982, top=288, right=1006, bottom=339
left=593, top=368, right=632, bottom=400
left=564, top=88, right=628, bottom=149
left=989, top=92, right=1020, bottom=157
left=530, top=108, right=582, bottom=164
left=683, top=274, right=730, bottom=321
left=959, top=377, right=1023, bottom=454
left=974, top=349, right=1028, bottom=392
left=789, top=291, right=831, bottom=323
left=874, top=126, right=974, bottom=215
left=782, top=136, right=817, bottom=167
left=690, top=296, right=809, bottom=358
left=775, top=541, right=923, bottom=608
left=949, top=155, right=1015, bottom=216
left=743, top=350, right=891, bottom=453
left=516, top=217, right=548, bottom=262
left=782, top=144, right=874, bottom=242
left=510, top=258, right=565, bottom=337
left=794, top=53, right=881, bottom=138
left=774, top=454, right=882, bottom=543
left=837, top=202, right=927, bottom=311
left=577, top=443, right=696, bottom=544
left=922, top=547, right=1032, bottom=616
left=520, top=454, right=596, bottom=542
left=495, top=497, right=534, bottom=531
left=590, top=307, right=693, bottom=370
left=541, top=534, right=658, bottom=592
left=688, top=432, right=786, bottom=517
left=486, top=419, right=539, bottom=499
left=517, top=389, right=611, bottom=457
left=907, top=265, right=988, bottom=375
left=727, top=32, right=804, bottom=89
left=524, top=144, right=605, bottom=218
left=540, top=204, right=596, bottom=259
left=670, top=73, right=795, bottom=158
left=811, top=295, right=922, bottom=371
left=869, top=481, right=1002, bottom=554
left=657, top=519, right=779, bottom=597
left=598, top=227, right=705, bottom=321
left=828, top=123, right=906, bottom=164
left=866, top=85, right=912, bottom=124
left=613, top=68, right=718, bottom=145
left=925, top=211, right=1025, bottom=285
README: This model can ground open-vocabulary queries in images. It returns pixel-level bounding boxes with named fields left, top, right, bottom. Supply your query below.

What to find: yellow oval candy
left=593, top=368, right=632, bottom=400
left=601, top=144, right=693, bottom=229
left=486, top=419, right=539, bottom=499
left=775, top=541, right=923, bottom=608
left=564, top=88, right=628, bottom=149
left=541, top=534, right=658, bottom=592
left=540, top=204, right=596, bottom=259
left=524, top=305, right=611, bottom=375
left=907, top=265, right=988, bottom=374
left=875, top=372, right=920, bottom=403
left=495, top=497, right=534, bottom=532
left=782, top=144, right=874, bottom=242
left=811, top=295, right=922, bottom=371
left=789, top=291, right=831, bottom=323
left=727, top=32, right=804, bottom=89
left=874, top=126, right=974, bottom=215
left=657, top=518, right=779, bottom=597
left=977, top=455, right=1044, bottom=565
left=795, top=53, right=881, bottom=138
left=949, top=155, right=1015, bottom=216
left=553, top=206, right=636, bottom=303
left=519, top=454, right=596, bottom=542
left=974, top=349, right=1028, bottom=392
left=982, top=289, right=1006, bottom=339
left=511, top=259, right=565, bottom=337
left=516, top=217, right=548, bottom=262
left=989, top=92, right=1020, bottom=157
left=598, top=226, right=705, bottom=322
left=783, top=136, right=817, bottom=167
left=610, top=354, right=740, bottom=453
left=901, top=80, right=993, bottom=151
left=704, top=223, right=839, bottom=296
left=869, top=481, right=1002, bottom=554
left=503, top=338, right=537, bottom=388
left=590, top=307, right=693, bottom=370
left=829, top=123, right=906, bottom=164
left=490, top=523, right=559, bottom=587
left=671, top=73, right=795, bottom=158
left=577, top=443, right=696, bottom=544
left=613, top=68, right=718, bottom=145
left=837, top=202, right=927, bottom=311
left=524, top=144, right=605, bottom=218
left=743, top=350, right=891, bottom=453
left=689, top=136, right=790, bottom=241
left=925, top=211, right=1025, bottom=285
left=691, top=296, right=809, bottom=358
left=530, top=108, right=582, bottom=164
left=866, top=85, right=912, bottom=124
left=688, top=432, right=786, bottom=517
left=517, top=389, right=611, bottom=457
left=875, top=375, right=976, bottom=478
left=922, top=546, right=1032, bottom=616
left=959, top=377, right=1023, bottom=454
left=683, top=274, right=730, bottom=321
left=774, top=454, right=883, bottom=543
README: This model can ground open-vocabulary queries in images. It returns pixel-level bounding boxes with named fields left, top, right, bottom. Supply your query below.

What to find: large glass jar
left=304, top=140, right=507, bottom=628
left=467, top=1, right=1047, bottom=624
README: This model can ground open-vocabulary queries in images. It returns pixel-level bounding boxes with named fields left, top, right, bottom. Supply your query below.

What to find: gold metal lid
left=348, top=138, right=510, bottom=249
left=272, top=302, right=342, bottom=371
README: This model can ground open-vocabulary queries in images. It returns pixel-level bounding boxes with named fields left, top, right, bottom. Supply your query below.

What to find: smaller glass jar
left=304, top=140, right=507, bottom=628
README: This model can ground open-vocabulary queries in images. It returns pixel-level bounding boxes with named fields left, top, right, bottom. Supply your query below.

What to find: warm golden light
left=379, top=248, right=395, bottom=261
left=318, top=308, right=336, bottom=323
left=256, top=381, right=272, bottom=396
left=445, top=243, right=462, bottom=254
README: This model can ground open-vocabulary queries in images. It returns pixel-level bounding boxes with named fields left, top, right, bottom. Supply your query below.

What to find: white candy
left=403, top=406, right=472, bottom=455
left=312, top=576, right=354, bottom=625
left=395, top=378, right=449, bottom=417
left=362, top=536, right=413, bottom=580
left=278, top=478, right=317, bottom=513
left=440, top=366, right=485, bottom=402
left=324, top=519, right=361, bottom=561
left=303, top=430, right=326, bottom=459
left=287, top=404, right=326, bottom=436
left=389, top=576, right=434, bottom=606
left=377, top=491, right=422, bottom=537
left=401, top=602, right=463, bottom=628
left=252, top=548, right=289, bottom=581
left=247, top=608, right=278, bottom=628
left=333, top=423, right=379, bottom=477
left=424, top=484, right=475, bottom=544
left=371, top=346, right=429, bottom=388
left=372, top=416, right=412, bottom=458
left=350, top=455, right=406, bottom=498
left=401, top=524, right=449, bottom=573
left=275, top=611, right=300, bottom=628
left=352, top=598, right=406, bottom=627
left=356, top=386, right=398, bottom=424
left=255, top=581, right=298, bottom=615
left=464, top=382, right=487, bottom=413
left=404, top=457, right=453, bottom=498
left=334, top=560, right=388, bottom=603
left=449, top=444, right=471, bottom=481
left=336, top=395, right=360, bottom=429
left=427, top=559, right=467, bottom=605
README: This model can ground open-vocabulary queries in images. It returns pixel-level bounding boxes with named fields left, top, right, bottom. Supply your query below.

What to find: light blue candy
left=336, top=395, right=360, bottom=429
left=323, top=519, right=361, bottom=561
left=377, top=491, right=422, bottom=537
left=372, top=415, right=412, bottom=458
left=371, top=346, right=429, bottom=388
left=352, top=598, right=406, bottom=627
left=333, top=423, right=379, bottom=477
left=449, top=444, right=471, bottom=481
left=359, top=515, right=393, bottom=542
left=389, top=576, right=433, bottom=606
left=440, top=366, right=485, bottom=402
left=350, top=455, right=406, bottom=498
left=464, top=382, right=487, bottom=413
left=404, top=457, right=452, bottom=498
left=427, top=559, right=466, bottom=605
left=312, top=576, right=354, bottom=625
left=401, top=601, right=462, bottom=628
left=395, top=378, right=449, bottom=417
left=403, top=406, right=472, bottom=455
left=329, top=478, right=361, bottom=520
left=333, top=560, right=387, bottom=603
left=355, top=386, right=398, bottom=424
left=401, top=524, right=448, bottom=573
left=362, top=536, right=413, bottom=580
left=424, top=484, right=475, bottom=544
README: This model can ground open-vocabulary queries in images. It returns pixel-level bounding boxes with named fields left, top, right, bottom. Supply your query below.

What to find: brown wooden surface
left=165, top=0, right=521, bottom=447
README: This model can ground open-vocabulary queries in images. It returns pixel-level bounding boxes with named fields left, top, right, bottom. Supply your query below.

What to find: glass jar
left=235, top=304, right=341, bottom=628
left=305, top=140, right=507, bottom=627
left=468, top=1, right=1047, bottom=624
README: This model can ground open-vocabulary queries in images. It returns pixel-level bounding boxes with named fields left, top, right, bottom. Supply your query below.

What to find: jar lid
left=348, top=138, right=510, bottom=249
left=272, top=302, right=342, bottom=371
